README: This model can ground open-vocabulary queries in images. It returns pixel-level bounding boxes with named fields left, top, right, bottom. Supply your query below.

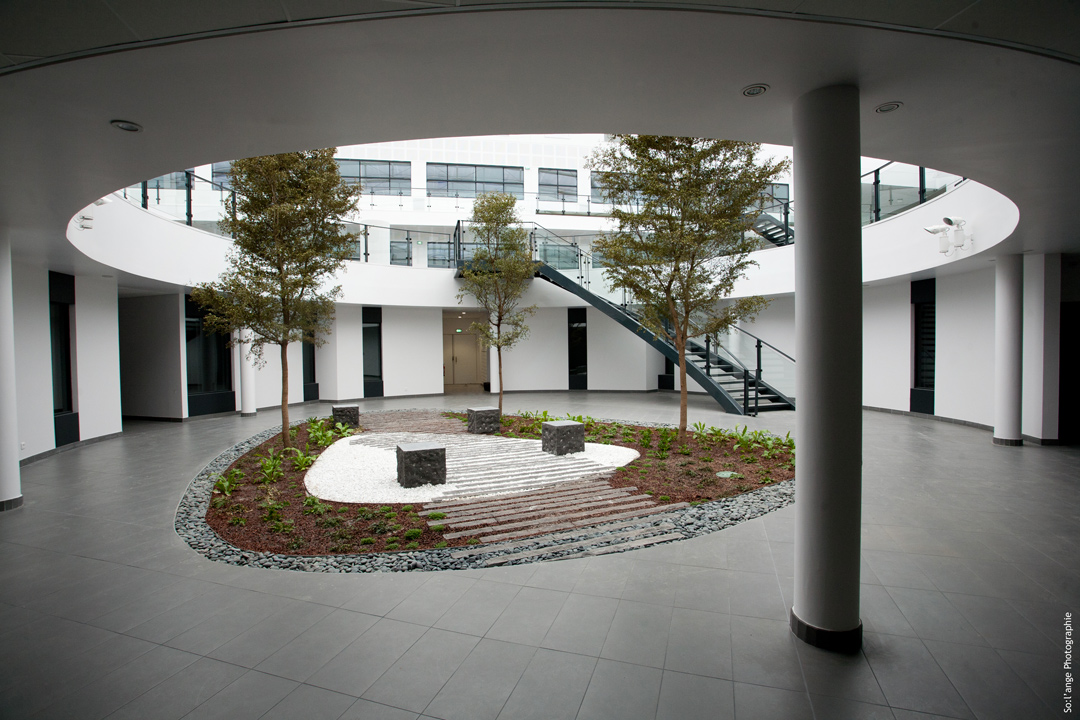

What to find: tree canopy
left=588, top=135, right=789, bottom=432
left=456, top=192, right=538, bottom=412
left=191, top=149, right=359, bottom=446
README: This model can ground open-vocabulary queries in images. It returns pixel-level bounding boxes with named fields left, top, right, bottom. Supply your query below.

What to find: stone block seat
left=332, top=404, right=360, bottom=427
left=541, top=420, right=585, bottom=456
left=467, top=406, right=501, bottom=434
left=396, top=442, right=446, bottom=487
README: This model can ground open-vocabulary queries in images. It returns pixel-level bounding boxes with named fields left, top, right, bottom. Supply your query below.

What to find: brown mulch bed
left=205, top=410, right=794, bottom=557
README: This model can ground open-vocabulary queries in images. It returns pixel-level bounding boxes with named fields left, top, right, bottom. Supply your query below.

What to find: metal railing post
left=705, top=336, right=711, bottom=376
left=783, top=202, right=790, bottom=241
left=743, top=369, right=750, bottom=414
left=140, top=181, right=148, bottom=209
left=363, top=225, right=370, bottom=262
left=873, top=169, right=881, bottom=222
left=185, top=171, right=193, bottom=226
left=918, top=166, right=926, bottom=204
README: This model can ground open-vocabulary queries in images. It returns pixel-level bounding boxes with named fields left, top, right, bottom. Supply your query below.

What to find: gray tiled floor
left=2, top=390, right=1077, bottom=719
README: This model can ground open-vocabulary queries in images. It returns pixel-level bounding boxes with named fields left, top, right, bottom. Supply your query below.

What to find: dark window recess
left=539, top=168, right=578, bottom=200
left=426, top=163, right=524, bottom=199
left=49, top=272, right=78, bottom=447
left=185, top=296, right=234, bottom=416
left=910, top=278, right=936, bottom=414
left=303, top=341, right=319, bottom=401
left=568, top=308, right=587, bottom=390
left=658, top=356, right=675, bottom=390
left=363, top=306, right=384, bottom=398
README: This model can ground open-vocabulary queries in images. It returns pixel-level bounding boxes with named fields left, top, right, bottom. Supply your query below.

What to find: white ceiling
left=1, top=4, right=1078, bottom=282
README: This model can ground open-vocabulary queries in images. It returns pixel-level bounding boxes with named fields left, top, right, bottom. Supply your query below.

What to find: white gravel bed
left=303, top=433, right=639, bottom=504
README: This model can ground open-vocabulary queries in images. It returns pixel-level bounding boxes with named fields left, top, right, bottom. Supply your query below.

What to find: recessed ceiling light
left=874, top=102, right=903, bottom=114
left=110, top=119, right=143, bottom=133
left=741, top=84, right=769, bottom=98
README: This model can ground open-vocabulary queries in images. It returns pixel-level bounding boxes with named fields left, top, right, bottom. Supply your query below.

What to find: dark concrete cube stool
left=332, top=404, right=360, bottom=428
left=467, top=406, right=501, bottom=434
left=542, top=420, right=585, bottom=455
left=396, top=443, right=446, bottom=488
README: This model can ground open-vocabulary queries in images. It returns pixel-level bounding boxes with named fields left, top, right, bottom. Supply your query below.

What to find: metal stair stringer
left=534, top=263, right=746, bottom=415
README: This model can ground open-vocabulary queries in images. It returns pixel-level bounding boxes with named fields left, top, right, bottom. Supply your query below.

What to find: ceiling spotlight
left=874, top=102, right=902, bottom=114
left=741, top=84, right=769, bottom=97
left=110, top=119, right=143, bottom=133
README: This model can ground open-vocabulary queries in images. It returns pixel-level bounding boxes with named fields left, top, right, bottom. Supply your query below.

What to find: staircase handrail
left=730, top=326, right=795, bottom=363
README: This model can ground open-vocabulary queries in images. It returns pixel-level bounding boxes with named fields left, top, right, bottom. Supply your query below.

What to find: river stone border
left=174, top=409, right=795, bottom=573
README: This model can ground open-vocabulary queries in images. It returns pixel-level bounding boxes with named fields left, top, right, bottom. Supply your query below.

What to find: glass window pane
left=503, top=167, right=524, bottom=183
left=506, top=183, right=524, bottom=198
left=448, top=165, right=475, bottom=181
left=475, top=165, right=502, bottom=182
left=558, top=169, right=577, bottom=184
left=539, top=169, right=558, bottom=185
left=427, top=163, right=447, bottom=181
left=390, top=162, right=411, bottom=179
left=448, top=181, right=474, bottom=196
left=361, top=161, right=388, bottom=178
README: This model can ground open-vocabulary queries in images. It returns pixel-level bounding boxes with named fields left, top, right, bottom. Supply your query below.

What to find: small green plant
left=691, top=421, right=709, bottom=442
left=288, top=425, right=299, bottom=441
left=338, top=506, right=349, bottom=513
left=212, top=468, right=244, bottom=496
left=430, top=524, right=446, bottom=532
left=287, top=538, right=306, bottom=550
left=639, top=428, right=653, bottom=448
left=211, top=497, right=228, bottom=509
left=290, top=445, right=316, bottom=471
left=334, top=421, right=354, bottom=438
left=302, top=496, right=332, bottom=515
left=435, top=541, right=448, bottom=549
left=269, top=519, right=294, bottom=534
left=228, top=516, right=246, bottom=526
left=466, top=538, right=480, bottom=545
left=356, top=507, right=374, bottom=520
left=678, top=444, right=691, bottom=456
left=658, top=495, right=671, bottom=502
left=657, top=427, right=675, bottom=451
left=317, top=516, right=342, bottom=528
left=427, top=511, right=447, bottom=520
left=405, top=542, right=420, bottom=550
left=307, top=419, right=336, bottom=447
left=359, top=537, right=375, bottom=545
left=734, top=483, right=751, bottom=492
left=329, top=542, right=352, bottom=553
left=404, top=528, right=423, bottom=541
left=650, top=450, right=669, bottom=460
left=401, top=505, right=413, bottom=512
left=700, top=455, right=713, bottom=463
left=378, top=505, right=392, bottom=513
left=368, top=520, right=390, bottom=535
left=257, top=449, right=285, bottom=483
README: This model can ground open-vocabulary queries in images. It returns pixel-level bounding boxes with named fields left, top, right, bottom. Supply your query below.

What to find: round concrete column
left=790, top=85, right=863, bottom=652
left=239, top=329, right=257, bottom=417
left=994, top=255, right=1023, bottom=445
left=0, top=237, right=22, bottom=510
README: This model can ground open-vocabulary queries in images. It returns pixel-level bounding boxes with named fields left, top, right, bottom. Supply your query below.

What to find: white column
left=239, top=329, right=257, bottom=417
left=488, top=345, right=500, bottom=395
left=791, top=85, right=863, bottom=652
left=994, top=255, right=1023, bottom=444
left=0, top=237, right=22, bottom=509
left=1022, top=254, right=1060, bottom=443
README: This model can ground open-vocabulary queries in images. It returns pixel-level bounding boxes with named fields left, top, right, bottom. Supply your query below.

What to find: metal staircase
left=455, top=220, right=795, bottom=416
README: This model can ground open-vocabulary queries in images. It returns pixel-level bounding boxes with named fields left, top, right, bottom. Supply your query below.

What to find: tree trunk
left=497, top=345, right=504, bottom=413
left=280, top=342, right=291, bottom=449
left=676, top=332, right=688, bottom=436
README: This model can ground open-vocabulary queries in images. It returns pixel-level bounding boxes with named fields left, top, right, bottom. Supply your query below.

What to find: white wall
left=118, top=294, right=186, bottom=419
left=382, top=306, right=443, bottom=396
left=863, top=282, right=912, bottom=411
left=586, top=307, right=657, bottom=391
left=936, top=268, right=996, bottom=426
left=741, top=295, right=796, bottom=358
left=501, top=307, right=568, bottom=392
left=255, top=341, right=304, bottom=410
left=13, top=263, right=54, bottom=460
left=318, top=305, right=366, bottom=401
left=74, top=276, right=122, bottom=439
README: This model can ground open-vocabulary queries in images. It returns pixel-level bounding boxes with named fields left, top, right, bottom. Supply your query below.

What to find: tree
left=456, top=192, right=538, bottom=413
left=191, top=149, right=359, bottom=447
left=588, top=135, right=789, bottom=434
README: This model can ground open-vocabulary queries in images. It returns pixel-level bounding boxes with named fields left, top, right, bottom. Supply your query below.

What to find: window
left=590, top=172, right=642, bottom=206
left=338, top=160, right=411, bottom=195
left=362, top=307, right=383, bottom=398
left=147, top=171, right=190, bottom=190
left=390, top=228, right=414, bottom=266
left=211, top=162, right=232, bottom=190
left=568, top=308, right=587, bottom=390
left=539, top=168, right=577, bottom=200
left=763, top=183, right=789, bottom=212
left=426, top=163, right=524, bottom=199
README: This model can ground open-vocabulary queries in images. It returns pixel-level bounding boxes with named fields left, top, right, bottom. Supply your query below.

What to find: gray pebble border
left=174, top=409, right=795, bottom=573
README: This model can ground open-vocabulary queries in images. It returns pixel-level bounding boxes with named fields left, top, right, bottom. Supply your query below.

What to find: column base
left=0, top=496, right=23, bottom=512
left=790, top=609, right=862, bottom=654
left=992, top=437, right=1022, bottom=446
left=240, top=412, right=257, bottom=418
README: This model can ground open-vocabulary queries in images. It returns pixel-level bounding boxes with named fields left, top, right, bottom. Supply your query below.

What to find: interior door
left=453, top=335, right=478, bottom=384
left=443, top=334, right=454, bottom=384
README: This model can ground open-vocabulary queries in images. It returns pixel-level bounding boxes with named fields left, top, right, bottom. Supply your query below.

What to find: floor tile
left=729, top=615, right=805, bottom=692
left=105, top=657, right=248, bottom=720
left=260, top=683, right=357, bottom=720
left=432, top=580, right=521, bottom=637
left=255, top=608, right=380, bottom=682
left=496, top=649, right=596, bottom=720
left=539, top=592, right=618, bottom=656
left=576, top=658, right=663, bottom=720
left=485, top=586, right=568, bottom=646
left=361, top=628, right=480, bottom=713
left=732, top=682, right=813, bottom=719
left=180, top=669, right=299, bottom=720
left=861, top=632, right=974, bottom=719
left=663, top=607, right=733, bottom=680
left=306, top=618, right=427, bottom=697
left=599, top=599, right=673, bottom=668
left=655, top=670, right=734, bottom=720
left=423, top=638, right=535, bottom=720
left=924, top=639, right=1056, bottom=719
